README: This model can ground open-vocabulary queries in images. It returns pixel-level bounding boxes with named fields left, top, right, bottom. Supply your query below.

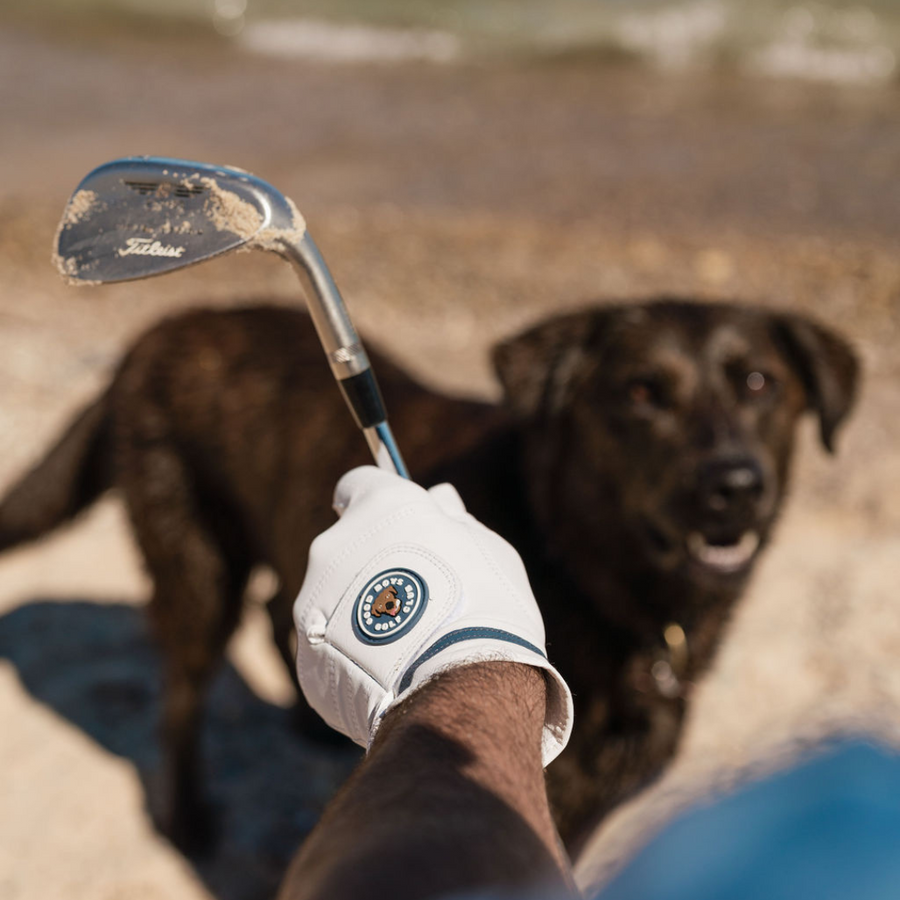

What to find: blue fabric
left=597, top=741, right=900, bottom=900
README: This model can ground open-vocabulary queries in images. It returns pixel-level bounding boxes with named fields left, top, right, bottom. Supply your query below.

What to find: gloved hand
left=293, top=466, right=573, bottom=766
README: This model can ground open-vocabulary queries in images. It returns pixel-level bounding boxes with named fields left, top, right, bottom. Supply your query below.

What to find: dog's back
left=0, top=305, right=499, bottom=847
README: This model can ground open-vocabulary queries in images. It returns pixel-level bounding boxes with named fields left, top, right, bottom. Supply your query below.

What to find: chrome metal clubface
left=55, top=156, right=408, bottom=478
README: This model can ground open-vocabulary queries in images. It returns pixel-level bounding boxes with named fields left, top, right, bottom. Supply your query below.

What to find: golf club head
left=54, top=156, right=304, bottom=283
left=54, top=155, right=410, bottom=479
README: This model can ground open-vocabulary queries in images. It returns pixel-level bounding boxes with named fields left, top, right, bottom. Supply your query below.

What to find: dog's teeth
left=688, top=531, right=760, bottom=572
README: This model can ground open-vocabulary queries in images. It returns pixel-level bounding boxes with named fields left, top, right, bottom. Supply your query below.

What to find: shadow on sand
left=0, top=599, right=360, bottom=900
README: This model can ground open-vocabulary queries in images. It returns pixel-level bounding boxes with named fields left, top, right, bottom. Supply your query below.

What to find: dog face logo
left=353, top=568, right=428, bottom=644
left=372, top=585, right=400, bottom=618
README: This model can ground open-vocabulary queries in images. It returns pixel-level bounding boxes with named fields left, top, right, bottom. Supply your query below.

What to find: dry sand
left=0, top=21, right=898, bottom=900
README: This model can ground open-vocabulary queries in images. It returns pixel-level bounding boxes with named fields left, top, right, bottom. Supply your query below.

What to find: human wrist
left=374, top=661, right=547, bottom=758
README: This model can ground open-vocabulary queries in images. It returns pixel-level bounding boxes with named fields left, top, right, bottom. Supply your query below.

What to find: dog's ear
left=775, top=314, right=860, bottom=453
left=493, top=310, right=611, bottom=417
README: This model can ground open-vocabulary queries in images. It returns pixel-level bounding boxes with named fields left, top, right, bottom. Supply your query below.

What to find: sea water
left=6, top=0, right=900, bottom=84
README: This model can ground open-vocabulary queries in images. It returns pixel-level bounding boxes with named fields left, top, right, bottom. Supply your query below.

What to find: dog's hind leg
left=122, top=436, right=251, bottom=854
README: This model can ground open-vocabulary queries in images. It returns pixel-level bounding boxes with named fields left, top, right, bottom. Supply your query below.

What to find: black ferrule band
left=339, top=369, right=387, bottom=429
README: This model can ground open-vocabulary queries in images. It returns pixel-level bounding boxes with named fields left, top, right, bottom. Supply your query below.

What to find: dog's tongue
left=687, top=531, right=760, bottom=572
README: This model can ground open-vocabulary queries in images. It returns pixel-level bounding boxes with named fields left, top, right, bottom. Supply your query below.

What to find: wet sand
left=0, top=21, right=899, bottom=900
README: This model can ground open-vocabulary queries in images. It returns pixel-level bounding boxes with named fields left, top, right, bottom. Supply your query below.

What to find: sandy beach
left=0, top=18, right=898, bottom=900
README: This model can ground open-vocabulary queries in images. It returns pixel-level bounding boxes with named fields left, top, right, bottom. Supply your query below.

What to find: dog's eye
left=627, top=378, right=669, bottom=410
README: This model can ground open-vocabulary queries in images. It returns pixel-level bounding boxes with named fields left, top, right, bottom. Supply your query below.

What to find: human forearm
left=279, top=662, right=574, bottom=900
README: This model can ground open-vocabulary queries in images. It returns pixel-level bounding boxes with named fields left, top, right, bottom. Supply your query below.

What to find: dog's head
left=494, top=300, right=858, bottom=611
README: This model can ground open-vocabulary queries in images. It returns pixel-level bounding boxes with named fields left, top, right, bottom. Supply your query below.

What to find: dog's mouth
left=641, top=519, right=763, bottom=578
left=686, top=530, right=760, bottom=574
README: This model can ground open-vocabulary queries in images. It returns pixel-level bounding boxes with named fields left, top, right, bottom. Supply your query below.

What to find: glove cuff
left=373, top=629, right=574, bottom=767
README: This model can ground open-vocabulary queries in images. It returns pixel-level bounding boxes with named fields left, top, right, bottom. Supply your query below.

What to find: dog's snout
left=699, top=458, right=764, bottom=514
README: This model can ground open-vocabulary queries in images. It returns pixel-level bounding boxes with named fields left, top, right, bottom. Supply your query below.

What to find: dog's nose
left=698, top=459, right=764, bottom=514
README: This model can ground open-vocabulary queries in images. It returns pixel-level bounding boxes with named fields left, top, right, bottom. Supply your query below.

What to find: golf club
left=54, top=155, right=409, bottom=478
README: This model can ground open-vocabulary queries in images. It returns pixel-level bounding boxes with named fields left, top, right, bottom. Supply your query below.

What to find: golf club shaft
left=279, top=232, right=410, bottom=479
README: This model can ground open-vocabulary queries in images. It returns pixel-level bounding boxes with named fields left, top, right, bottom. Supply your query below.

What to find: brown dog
left=0, top=299, right=857, bottom=852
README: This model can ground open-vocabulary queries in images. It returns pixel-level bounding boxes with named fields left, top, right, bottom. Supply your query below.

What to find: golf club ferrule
left=338, top=368, right=387, bottom=430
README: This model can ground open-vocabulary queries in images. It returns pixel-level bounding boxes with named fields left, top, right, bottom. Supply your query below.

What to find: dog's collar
left=649, top=622, right=690, bottom=699
left=628, top=621, right=691, bottom=700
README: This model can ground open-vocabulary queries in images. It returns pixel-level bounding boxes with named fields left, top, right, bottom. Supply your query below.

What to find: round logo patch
left=353, top=568, right=428, bottom=645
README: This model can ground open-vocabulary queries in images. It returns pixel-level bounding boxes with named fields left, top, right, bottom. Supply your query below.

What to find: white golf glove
left=293, top=466, right=573, bottom=766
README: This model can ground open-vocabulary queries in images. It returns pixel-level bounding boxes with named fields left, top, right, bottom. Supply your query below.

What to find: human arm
left=279, top=662, right=574, bottom=900
left=279, top=466, right=577, bottom=900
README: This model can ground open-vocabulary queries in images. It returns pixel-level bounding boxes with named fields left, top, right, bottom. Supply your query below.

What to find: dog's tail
left=0, top=391, right=113, bottom=553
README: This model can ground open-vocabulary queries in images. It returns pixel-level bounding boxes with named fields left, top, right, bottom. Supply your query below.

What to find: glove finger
left=332, top=465, right=419, bottom=515
left=427, top=482, right=468, bottom=520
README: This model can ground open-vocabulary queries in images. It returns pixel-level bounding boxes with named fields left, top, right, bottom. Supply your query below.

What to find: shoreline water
left=4, top=0, right=900, bottom=84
